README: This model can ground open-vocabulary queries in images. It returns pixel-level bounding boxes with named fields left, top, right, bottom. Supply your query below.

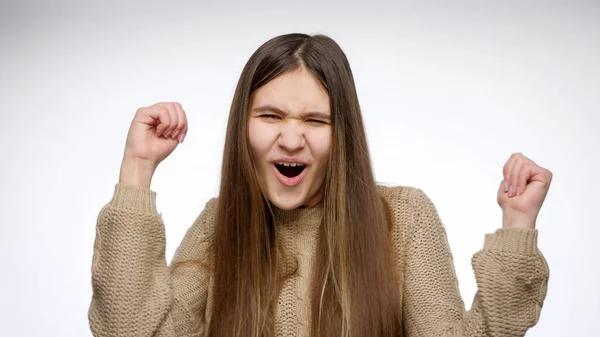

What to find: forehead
left=251, top=68, right=330, bottom=114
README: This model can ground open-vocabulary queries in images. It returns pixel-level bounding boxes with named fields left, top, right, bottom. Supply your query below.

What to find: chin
left=267, top=189, right=307, bottom=210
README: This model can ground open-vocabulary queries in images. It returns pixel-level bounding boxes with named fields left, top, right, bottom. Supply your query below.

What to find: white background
left=1, top=1, right=598, bottom=336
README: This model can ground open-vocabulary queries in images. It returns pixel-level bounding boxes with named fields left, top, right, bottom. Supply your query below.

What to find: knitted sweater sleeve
left=88, top=183, right=216, bottom=337
left=394, top=187, right=549, bottom=337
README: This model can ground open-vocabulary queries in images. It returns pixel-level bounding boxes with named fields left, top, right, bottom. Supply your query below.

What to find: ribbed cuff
left=483, top=228, right=539, bottom=255
left=108, top=183, right=158, bottom=215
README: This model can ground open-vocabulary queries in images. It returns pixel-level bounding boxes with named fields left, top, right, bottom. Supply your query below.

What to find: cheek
left=307, top=128, right=332, bottom=164
left=248, top=119, right=276, bottom=157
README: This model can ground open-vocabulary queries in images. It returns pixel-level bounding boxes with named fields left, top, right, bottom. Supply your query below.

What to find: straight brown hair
left=207, top=33, right=403, bottom=337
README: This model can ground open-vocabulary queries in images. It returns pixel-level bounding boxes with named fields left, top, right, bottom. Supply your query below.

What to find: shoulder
left=202, top=197, right=219, bottom=217
left=179, top=198, right=219, bottom=250
left=193, top=197, right=219, bottom=235
left=376, top=184, right=435, bottom=214
left=170, top=197, right=219, bottom=265
left=375, top=184, right=442, bottom=243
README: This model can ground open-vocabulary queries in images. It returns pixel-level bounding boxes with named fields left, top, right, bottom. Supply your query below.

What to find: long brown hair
left=207, top=33, right=403, bottom=337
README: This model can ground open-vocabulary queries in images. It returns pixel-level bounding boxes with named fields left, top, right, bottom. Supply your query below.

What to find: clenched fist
left=119, top=102, right=189, bottom=188
left=497, top=153, right=553, bottom=229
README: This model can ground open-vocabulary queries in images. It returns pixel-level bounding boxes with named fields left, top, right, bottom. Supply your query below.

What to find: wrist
left=119, top=158, right=156, bottom=189
left=502, top=208, right=536, bottom=229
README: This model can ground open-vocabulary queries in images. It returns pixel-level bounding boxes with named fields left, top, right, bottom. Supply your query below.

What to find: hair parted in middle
left=206, top=33, right=404, bottom=337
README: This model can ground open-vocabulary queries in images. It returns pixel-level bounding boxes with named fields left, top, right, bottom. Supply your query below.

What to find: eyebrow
left=252, top=104, right=330, bottom=120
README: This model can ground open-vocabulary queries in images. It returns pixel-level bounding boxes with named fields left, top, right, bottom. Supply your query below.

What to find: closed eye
left=260, top=114, right=281, bottom=120
left=307, top=119, right=328, bottom=125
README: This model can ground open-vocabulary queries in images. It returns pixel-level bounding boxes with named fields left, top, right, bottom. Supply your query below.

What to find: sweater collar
left=271, top=204, right=323, bottom=231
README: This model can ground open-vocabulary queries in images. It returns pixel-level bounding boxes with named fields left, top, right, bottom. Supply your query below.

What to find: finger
left=540, top=168, right=553, bottom=185
left=509, top=155, right=525, bottom=197
left=514, top=155, right=537, bottom=196
left=503, top=153, right=520, bottom=193
left=163, top=103, right=179, bottom=138
left=154, top=105, right=171, bottom=137
left=497, top=179, right=506, bottom=197
left=178, top=125, right=187, bottom=143
left=516, top=163, right=533, bottom=196
left=173, top=102, right=187, bottom=142
left=180, top=104, right=188, bottom=137
left=135, top=106, right=156, bottom=126
left=529, top=166, right=553, bottom=185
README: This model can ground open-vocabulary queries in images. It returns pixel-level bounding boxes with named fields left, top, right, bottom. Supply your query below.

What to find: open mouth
left=274, top=162, right=306, bottom=178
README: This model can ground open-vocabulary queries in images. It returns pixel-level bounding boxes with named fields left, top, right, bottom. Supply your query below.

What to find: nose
left=277, top=123, right=305, bottom=153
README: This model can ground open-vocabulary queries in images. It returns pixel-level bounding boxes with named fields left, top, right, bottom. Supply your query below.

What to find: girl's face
left=248, top=67, right=332, bottom=210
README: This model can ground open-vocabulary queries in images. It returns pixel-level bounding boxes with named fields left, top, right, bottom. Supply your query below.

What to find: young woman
left=89, top=33, right=552, bottom=337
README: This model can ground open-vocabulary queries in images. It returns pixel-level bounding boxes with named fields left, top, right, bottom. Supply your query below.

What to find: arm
left=88, top=183, right=216, bottom=337
left=400, top=188, right=549, bottom=337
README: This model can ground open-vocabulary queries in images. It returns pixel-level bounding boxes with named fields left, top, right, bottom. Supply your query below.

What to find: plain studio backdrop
left=1, top=0, right=598, bottom=336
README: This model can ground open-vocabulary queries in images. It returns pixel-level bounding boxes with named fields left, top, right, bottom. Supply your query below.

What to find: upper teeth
left=277, top=162, right=304, bottom=167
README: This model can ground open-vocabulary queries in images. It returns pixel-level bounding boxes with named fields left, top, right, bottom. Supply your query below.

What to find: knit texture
left=88, top=183, right=549, bottom=337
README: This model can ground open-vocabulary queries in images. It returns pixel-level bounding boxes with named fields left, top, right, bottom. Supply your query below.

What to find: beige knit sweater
left=88, top=183, right=549, bottom=337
